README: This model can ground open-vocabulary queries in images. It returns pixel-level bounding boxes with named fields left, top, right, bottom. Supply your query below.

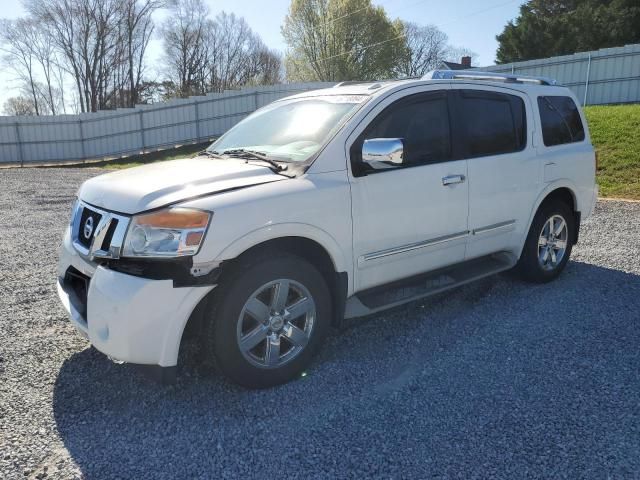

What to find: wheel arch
left=216, top=223, right=350, bottom=275
left=180, top=231, right=350, bottom=355
left=220, top=235, right=349, bottom=329
left=518, top=183, right=580, bottom=259
left=540, top=186, right=577, bottom=212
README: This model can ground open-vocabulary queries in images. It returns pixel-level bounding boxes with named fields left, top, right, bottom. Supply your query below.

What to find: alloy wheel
left=236, top=279, right=316, bottom=368
left=538, top=214, right=569, bottom=271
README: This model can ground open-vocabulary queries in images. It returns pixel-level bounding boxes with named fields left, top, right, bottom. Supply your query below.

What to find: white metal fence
left=1, top=43, right=639, bottom=166
left=476, top=43, right=640, bottom=107
left=0, top=82, right=334, bottom=166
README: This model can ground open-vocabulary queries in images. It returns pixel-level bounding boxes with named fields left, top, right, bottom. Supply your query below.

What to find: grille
left=71, top=201, right=130, bottom=260
left=101, top=219, right=119, bottom=251
left=77, top=207, right=102, bottom=249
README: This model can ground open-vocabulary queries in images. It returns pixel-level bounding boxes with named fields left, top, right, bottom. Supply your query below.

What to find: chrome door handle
left=442, top=174, right=466, bottom=186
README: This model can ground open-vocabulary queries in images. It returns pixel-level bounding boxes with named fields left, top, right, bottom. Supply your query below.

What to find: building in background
left=439, top=56, right=473, bottom=71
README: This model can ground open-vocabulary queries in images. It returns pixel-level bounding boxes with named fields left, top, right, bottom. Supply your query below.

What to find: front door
left=348, top=88, right=469, bottom=292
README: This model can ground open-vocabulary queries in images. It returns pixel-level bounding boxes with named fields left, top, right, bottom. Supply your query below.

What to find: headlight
left=122, top=207, right=211, bottom=258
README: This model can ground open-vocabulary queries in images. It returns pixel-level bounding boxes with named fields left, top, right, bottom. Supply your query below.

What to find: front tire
left=205, top=253, right=331, bottom=388
left=515, top=200, right=575, bottom=283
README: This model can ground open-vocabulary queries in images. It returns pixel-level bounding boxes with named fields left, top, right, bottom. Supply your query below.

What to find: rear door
left=452, top=87, right=540, bottom=259
left=536, top=95, right=595, bottom=214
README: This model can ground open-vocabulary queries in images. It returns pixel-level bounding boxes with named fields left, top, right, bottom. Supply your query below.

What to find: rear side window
left=538, top=96, right=585, bottom=146
left=457, top=90, right=526, bottom=158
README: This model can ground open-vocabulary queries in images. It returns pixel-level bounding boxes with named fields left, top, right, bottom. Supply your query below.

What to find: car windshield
left=208, top=95, right=368, bottom=162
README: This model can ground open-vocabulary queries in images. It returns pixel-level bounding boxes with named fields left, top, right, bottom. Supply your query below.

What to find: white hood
left=78, top=157, right=286, bottom=214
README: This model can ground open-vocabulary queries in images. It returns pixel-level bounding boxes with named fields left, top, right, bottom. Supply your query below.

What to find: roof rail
left=422, top=70, right=559, bottom=86
left=333, top=81, right=373, bottom=87
left=333, top=80, right=385, bottom=90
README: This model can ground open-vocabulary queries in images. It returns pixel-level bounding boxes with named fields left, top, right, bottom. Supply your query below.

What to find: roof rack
left=422, top=70, right=559, bottom=86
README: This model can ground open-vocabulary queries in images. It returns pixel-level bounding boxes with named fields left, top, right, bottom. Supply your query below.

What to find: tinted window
left=458, top=90, right=526, bottom=157
left=362, top=92, right=451, bottom=166
left=538, top=96, right=585, bottom=146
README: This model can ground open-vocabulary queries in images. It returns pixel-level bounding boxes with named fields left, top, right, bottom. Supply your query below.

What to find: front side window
left=209, top=95, right=367, bottom=162
left=355, top=91, right=451, bottom=169
left=457, top=90, right=527, bottom=158
left=538, top=96, right=585, bottom=147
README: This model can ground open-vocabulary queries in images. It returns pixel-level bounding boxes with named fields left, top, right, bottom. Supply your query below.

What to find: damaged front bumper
left=57, top=227, right=215, bottom=370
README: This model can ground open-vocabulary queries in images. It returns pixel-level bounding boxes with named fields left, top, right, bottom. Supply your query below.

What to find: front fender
left=215, top=222, right=352, bottom=290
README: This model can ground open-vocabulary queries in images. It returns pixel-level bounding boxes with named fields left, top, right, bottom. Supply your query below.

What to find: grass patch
left=84, top=142, right=211, bottom=170
left=585, top=104, right=640, bottom=200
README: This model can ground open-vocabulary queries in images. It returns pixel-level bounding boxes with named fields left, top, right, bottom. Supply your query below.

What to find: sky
left=0, top=0, right=525, bottom=110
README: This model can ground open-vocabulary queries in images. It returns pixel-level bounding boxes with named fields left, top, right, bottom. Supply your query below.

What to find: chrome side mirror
left=361, top=138, right=404, bottom=170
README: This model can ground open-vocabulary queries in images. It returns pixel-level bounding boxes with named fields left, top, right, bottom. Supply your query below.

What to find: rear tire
left=515, top=200, right=575, bottom=283
left=204, top=253, right=331, bottom=389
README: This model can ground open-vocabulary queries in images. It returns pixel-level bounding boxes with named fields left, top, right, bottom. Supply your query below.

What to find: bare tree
left=208, top=12, right=252, bottom=92
left=25, top=0, right=117, bottom=112
left=24, top=0, right=162, bottom=112
left=119, top=0, right=163, bottom=106
left=160, top=0, right=211, bottom=97
left=246, top=47, right=283, bottom=86
left=52, top=63, right=68, bottom=113
left=1, top=16, right=73, bottom=115
left=161, top=4, right=282, bottom=96
left=396, top=21, right=449, bottom=77
left=3, top=96, right=37, bottom=116
left=26, top=23, right=62, bottom=114
left=0, top=18, right=42, bottom=115
left=24, top=0, right=82, bottom=111
left=207, top=12, right=282, bottom=92
left=4, top=0, right=283, bottom=113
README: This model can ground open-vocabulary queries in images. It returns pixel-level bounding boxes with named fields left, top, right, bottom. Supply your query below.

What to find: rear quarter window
left=537, top=96, right=585, bottom=147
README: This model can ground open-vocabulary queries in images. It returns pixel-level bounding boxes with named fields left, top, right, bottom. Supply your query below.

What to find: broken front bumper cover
left=57, top=228, right=214, bottom=369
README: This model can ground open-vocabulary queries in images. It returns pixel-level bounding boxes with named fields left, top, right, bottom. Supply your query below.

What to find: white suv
left=57, top=71, right=597, bottom=388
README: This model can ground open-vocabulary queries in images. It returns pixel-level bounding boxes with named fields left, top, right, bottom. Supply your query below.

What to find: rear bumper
left=584, top=183, right=598, bottom=219
left=57, top=228, right=214, bottom=367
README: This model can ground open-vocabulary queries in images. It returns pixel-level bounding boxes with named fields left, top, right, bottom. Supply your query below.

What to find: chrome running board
left=344, top=252, right=516, bottom=319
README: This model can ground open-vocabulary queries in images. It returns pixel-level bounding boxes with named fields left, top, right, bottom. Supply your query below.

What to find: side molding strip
left=363, top=231, right=469, bottom=262
left=472, top=220, right=516, bottom=235
left=362, top=220, right=515, bottom=263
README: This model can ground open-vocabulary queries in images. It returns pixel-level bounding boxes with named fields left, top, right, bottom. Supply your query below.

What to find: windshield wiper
left=195, top=150, right=224, bottom=159
left=221, top=149, right=288, bottom=172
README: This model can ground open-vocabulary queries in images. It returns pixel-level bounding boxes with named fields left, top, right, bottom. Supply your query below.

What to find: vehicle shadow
left=52, top=260, right=640, bottom=478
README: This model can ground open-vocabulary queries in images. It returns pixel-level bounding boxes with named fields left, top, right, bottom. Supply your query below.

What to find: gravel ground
left=1, top=167, right=639, bottom=479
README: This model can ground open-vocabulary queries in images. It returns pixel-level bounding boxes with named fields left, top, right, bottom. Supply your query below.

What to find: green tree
left=496, top=0, right=640, bottom=63
left=282, top=0, right=405, bottom=81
